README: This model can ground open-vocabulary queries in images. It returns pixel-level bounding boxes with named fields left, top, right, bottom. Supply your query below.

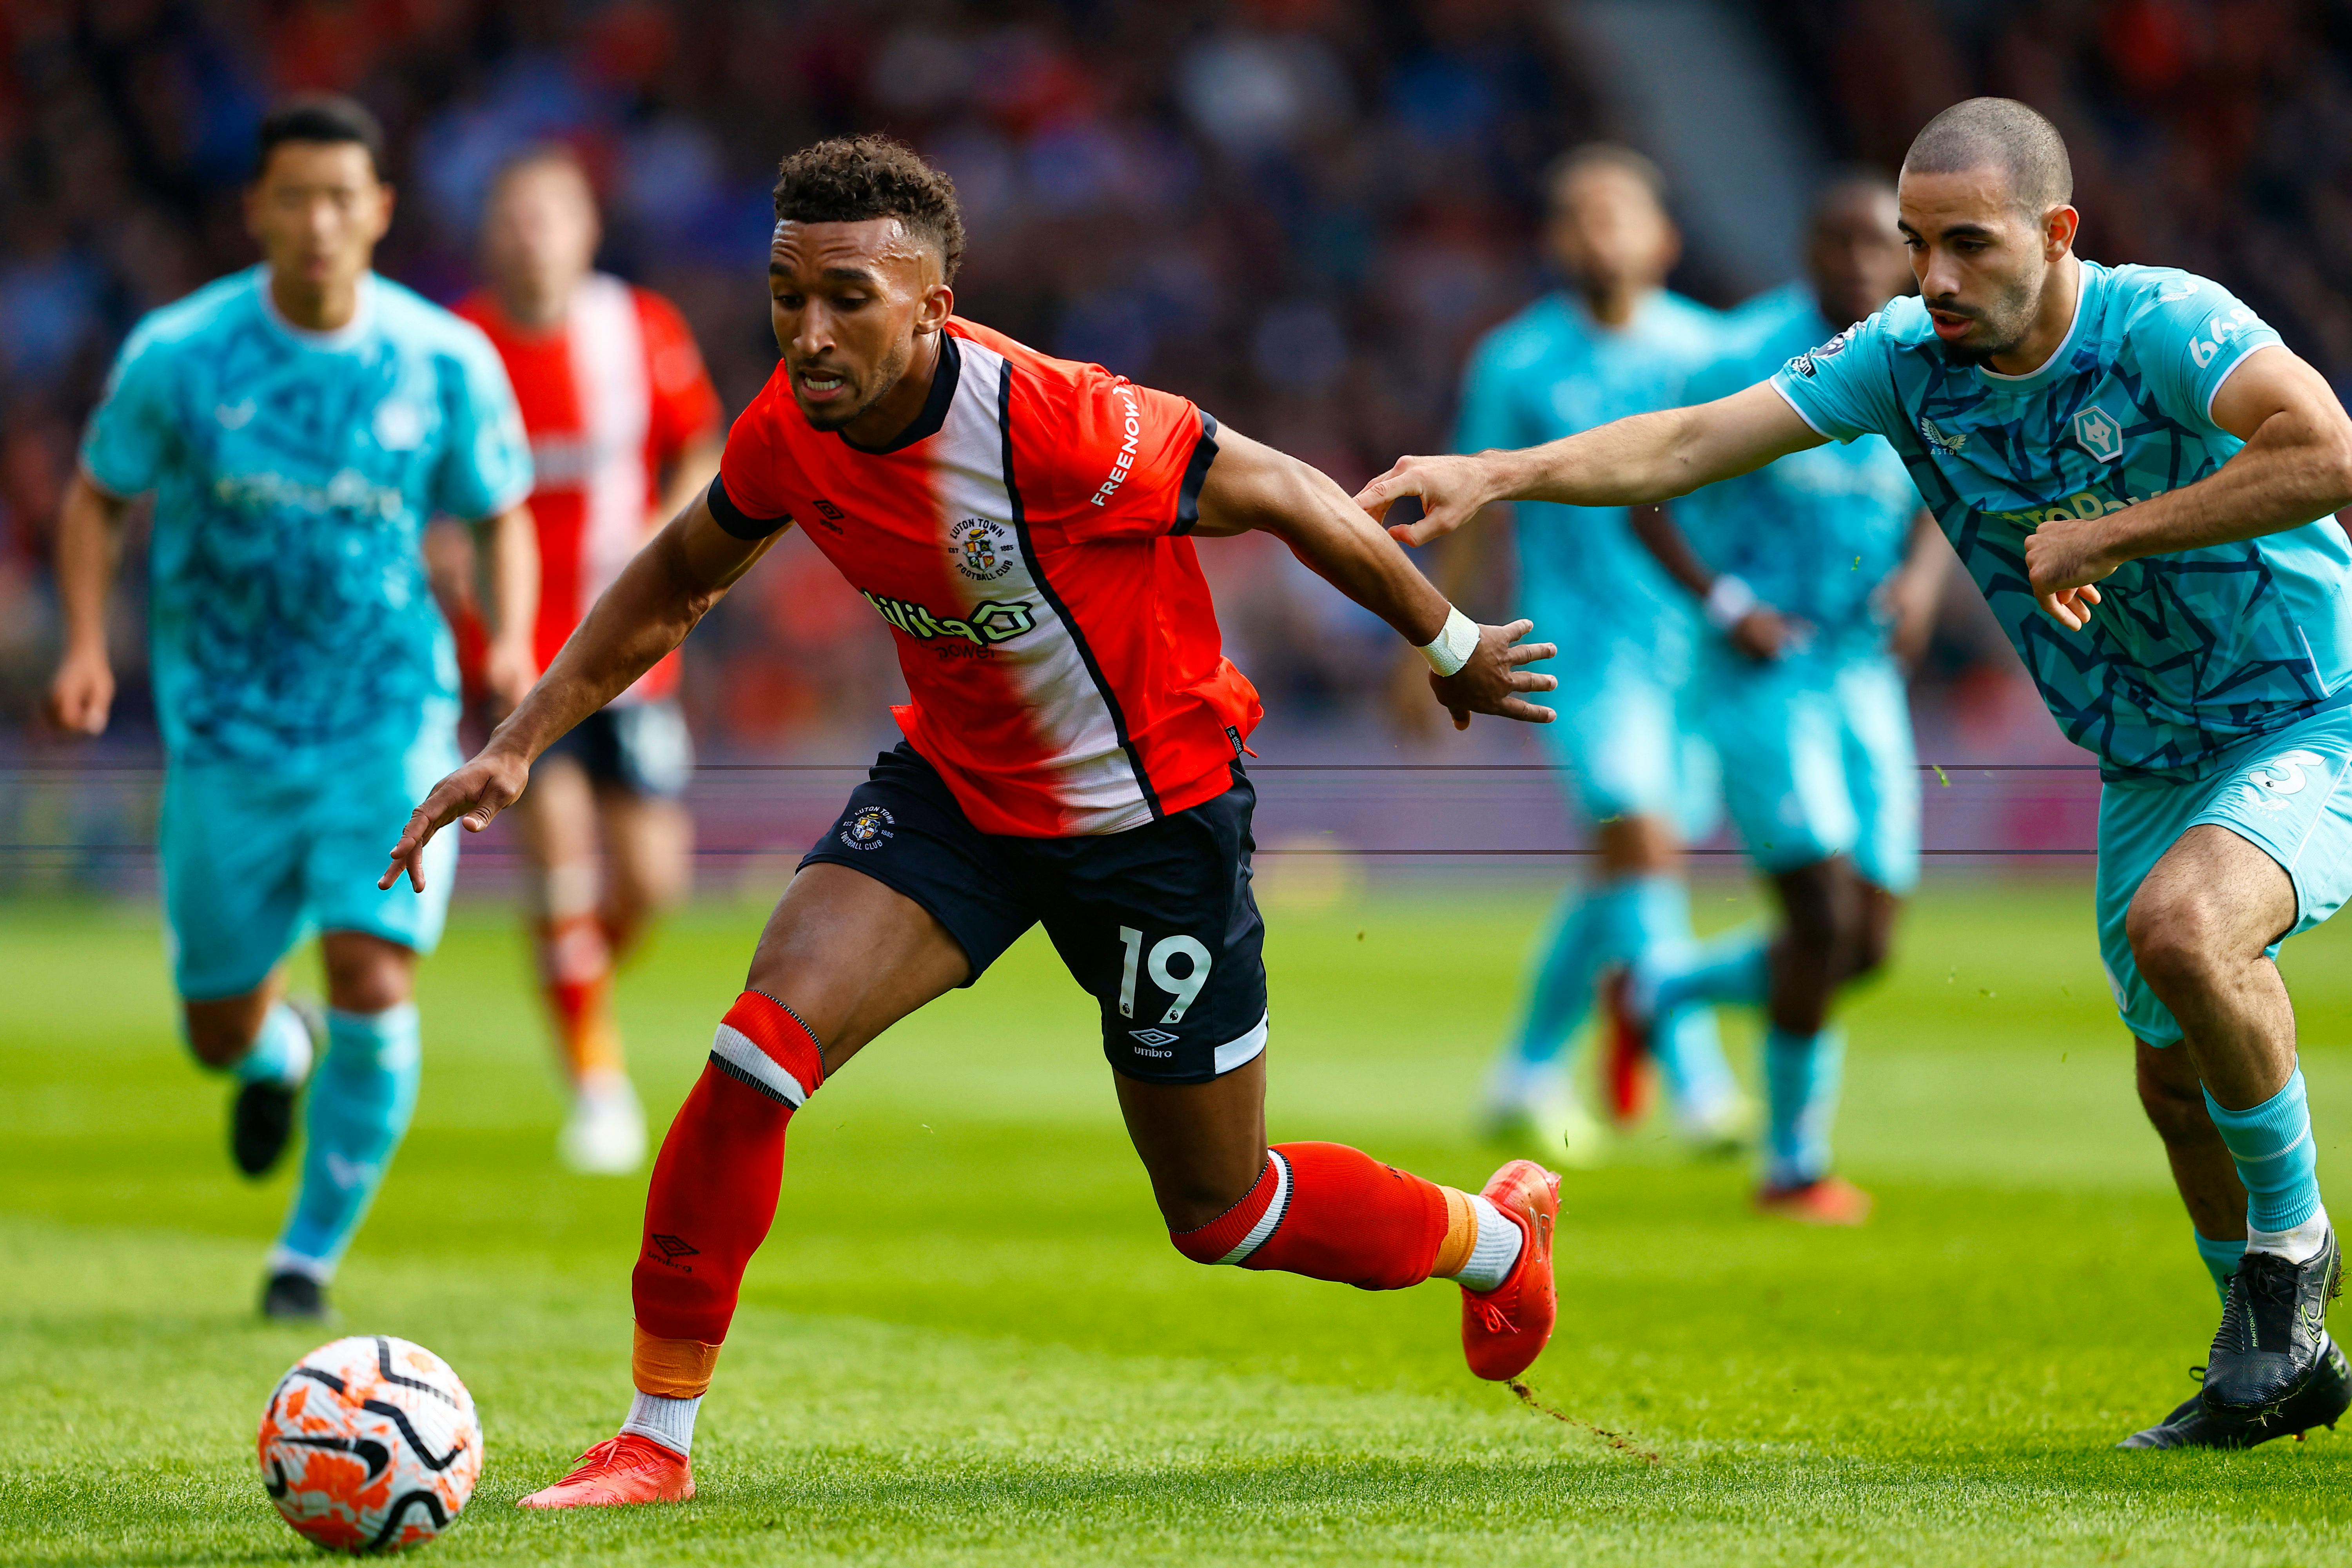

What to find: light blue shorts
left=1699, top=645, right=1920, bottom=893
left=1531, top=639, right=1720, bottom=841
left=159, top=726, right=462, bottom=1000
left=2098, top=702, right=2352, bottom=1046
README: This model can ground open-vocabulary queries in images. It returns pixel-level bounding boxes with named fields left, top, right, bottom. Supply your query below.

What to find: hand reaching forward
left=379, top=747, right=532, bottom=892
left=2022, top=514, right=2113, bottom=631
left=1355, top=453, right=1501, bottom=546
left=1430, top=619, right=1558, bottom=730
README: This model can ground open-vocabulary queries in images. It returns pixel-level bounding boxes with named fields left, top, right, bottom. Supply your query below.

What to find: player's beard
left=793, top=335, right=915, bottom=433
left=1931, top=271, right=2041, bottom=368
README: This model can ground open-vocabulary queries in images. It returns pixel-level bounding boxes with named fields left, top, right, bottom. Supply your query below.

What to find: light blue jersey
left=1455, top=289, right=1724, bottom=655
left=1682, top=283, right=1921, bottom=659
left=82, top=266, right=532, bottom=768
left=1772, top=260, right=2351, bottom=783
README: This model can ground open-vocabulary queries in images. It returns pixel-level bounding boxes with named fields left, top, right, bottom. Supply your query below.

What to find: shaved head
left=1902, top=97, right=2073, bottom=217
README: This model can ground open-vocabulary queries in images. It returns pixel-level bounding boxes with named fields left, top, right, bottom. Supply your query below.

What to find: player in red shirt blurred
left=385, top=137, right=1562, bottom=1507
left=454, top=147, right=724, bottom=1174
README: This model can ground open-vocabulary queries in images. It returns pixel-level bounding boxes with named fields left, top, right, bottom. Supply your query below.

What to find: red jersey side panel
left=715, top=318, right=1260, bottom=837
left=459, top=276, right=720, bottom=703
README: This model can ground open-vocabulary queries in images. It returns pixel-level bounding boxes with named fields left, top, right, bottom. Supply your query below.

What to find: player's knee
left=321, top=936, right=415, bottom=1014
left=181, top=1008, right=256, bottom=1069
left=2124, top=889, right=2232, bottom=995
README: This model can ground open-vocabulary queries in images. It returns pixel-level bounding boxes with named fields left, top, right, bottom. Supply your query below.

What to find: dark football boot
left=2202, top=1230, right=2341, bottom=1416
left=2122, top=1338, right=2350, bottom=1448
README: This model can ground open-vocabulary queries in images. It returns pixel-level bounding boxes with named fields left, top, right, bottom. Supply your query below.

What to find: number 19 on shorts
left=1118, top=926, right=1212, bottom=1025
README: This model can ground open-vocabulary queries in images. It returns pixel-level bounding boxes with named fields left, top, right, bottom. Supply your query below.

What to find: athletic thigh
left=596, top=790, right=693, bottom=915
left=307, top=726, right=461, bottom=958
left=158, top=762, right=312, bottom=1001
left=1703, top=650, right=1858, bottom=875
left=509, top=752, right=600, bottom=878
left=1834, top=656, right=1922, bottom=896
left=743, top=863, right=974, bottom=1074
left=1029, top=772, right=1270, bottom=1087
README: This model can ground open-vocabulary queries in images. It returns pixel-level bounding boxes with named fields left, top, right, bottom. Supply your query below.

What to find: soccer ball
left=257, top=1336, right=483, bottom=1553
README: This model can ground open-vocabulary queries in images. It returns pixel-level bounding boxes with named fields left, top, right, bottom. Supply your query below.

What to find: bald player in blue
left=47, top=97, right=537, bottom=1322
left=1361, top=98, right=2352, bottom=1451
left=1448, top=145, right=1746, bottom=1165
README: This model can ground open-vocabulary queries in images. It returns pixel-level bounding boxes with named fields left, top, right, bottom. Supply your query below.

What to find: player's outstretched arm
left=2024, top=345, right=2352, bottom=628
left=1191, top=427, right=1557, bottom=729
left=1355, top=382, right=1823, bottom=547
left=45, top=474, right=134, bottom=735
left=381, top=492, right=782, bottom=891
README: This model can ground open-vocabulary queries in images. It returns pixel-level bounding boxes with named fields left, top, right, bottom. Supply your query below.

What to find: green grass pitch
left=7, top=877, right=2352, bottom=1565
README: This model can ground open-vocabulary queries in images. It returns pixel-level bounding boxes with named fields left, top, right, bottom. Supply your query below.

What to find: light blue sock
left=1652, top=925, right=1772, bottom=1018
left=2204, top=1069, right=2322, bottom=1233
left=2193, top=1229, right=2246, bottom=1305
left=1503, top=882, right=1640, bottom=1069
left=1763, top=1025, right=1844, bottom=1188
left=272, top=1005, right=422, bottom=1281
left=231, top=1001, right=314, bottom=1087
left=1626, top=877, right=1740, bottom=1114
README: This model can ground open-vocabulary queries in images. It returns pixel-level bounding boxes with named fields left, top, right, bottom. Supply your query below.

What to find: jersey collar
left=258, top=266, right=378, bottom=350
left=1974, top=260, right=2092, bottom=393
left=838, top=331, right=962, bottom=455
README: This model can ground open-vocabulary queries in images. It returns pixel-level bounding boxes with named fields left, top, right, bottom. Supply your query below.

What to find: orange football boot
left=1461, top=1158, right=1561, bottom=1381
left=1599, top=969, right=1654, bottom=1129
left=1754, top=1174, right=1873, bottom=1227
left=516, top=1434, right=694, bottom=1508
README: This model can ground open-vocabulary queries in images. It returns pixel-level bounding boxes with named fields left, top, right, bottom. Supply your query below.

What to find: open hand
left=379, top=746, right=531, bottom=892
left=2024, top=514, right=2115, bottom=630
left=1355, top=453, right=1501, bottom=547
left=1429, top=619, right=1558, bottom=730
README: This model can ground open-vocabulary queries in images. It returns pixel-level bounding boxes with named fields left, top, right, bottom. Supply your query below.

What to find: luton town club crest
left=955, top=517, right=1015, bottom=582
left=2073, top=404, right=2124, bottom=463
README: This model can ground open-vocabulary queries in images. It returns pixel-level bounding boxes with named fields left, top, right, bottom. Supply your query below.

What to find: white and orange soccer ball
left=257, top=1335, right=483, bottom=1553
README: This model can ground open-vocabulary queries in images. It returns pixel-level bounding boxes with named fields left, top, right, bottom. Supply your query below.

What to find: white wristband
left=1417, top=606, right=1481, bottom=677
left=1704, top=575, right=1759, bottom=632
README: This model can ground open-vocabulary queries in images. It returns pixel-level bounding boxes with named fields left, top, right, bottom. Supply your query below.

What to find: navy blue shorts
left=537, top=701, right=693, bottom=799
left=800, top=743, right=1269, bottom=1085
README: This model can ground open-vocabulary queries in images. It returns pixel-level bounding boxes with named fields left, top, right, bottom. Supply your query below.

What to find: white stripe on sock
left=620, top=1390, right=700, bottom=1457
left=1217, top=1151, right=1292, bottom=1265
left=709, top=1023, right=811, bottom=1107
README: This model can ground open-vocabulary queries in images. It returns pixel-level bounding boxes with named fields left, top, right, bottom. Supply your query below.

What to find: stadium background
left=14, top=0, right=2341, bottom=883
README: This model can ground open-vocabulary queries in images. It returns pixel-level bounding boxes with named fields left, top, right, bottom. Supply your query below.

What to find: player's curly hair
left=771, top=136, right=965, bottom=283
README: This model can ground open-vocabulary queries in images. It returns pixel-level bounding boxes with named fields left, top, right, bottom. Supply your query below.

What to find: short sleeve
left=1025, top=368, right=1215, bottom=542
left=709, top=368, right=798, bottom=540
left=431, top=326, right=535, bottom=520
left=2133, top=272, right=2285, bottom=431
left=636, top=289, right=724, bottom=462
left=80, top=321, right=177, bottom=499
left=1770, top=312, right=1898, bottom=445
left=1451, top=335, right=1531, bottom=456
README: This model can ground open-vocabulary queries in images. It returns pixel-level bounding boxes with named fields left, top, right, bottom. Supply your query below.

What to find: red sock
left=1169, top=1141, right=1449, bottom=1291
left=631, top=992, right=824, bottom=1348
left=535, top=913, right=622, bottom=1082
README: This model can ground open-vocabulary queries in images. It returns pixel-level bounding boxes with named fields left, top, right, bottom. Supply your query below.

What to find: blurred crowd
left=0, top=0, right=2348, bottom=760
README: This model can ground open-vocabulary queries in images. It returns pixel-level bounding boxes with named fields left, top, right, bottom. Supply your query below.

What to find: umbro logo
left=1129, top=1028, right=1179, bottom=1048
left=648, top=1233, right=699, bottom=1271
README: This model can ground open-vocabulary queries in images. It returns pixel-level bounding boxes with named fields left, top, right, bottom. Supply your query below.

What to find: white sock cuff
left=1454, top=1192, right=1525, bottom=1294
left=621, top=1390, right=700, bottom=1457
left=2248, top=1203, right=2332, bottom=1264
left=265, top=1245, right=334, bottom=1285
